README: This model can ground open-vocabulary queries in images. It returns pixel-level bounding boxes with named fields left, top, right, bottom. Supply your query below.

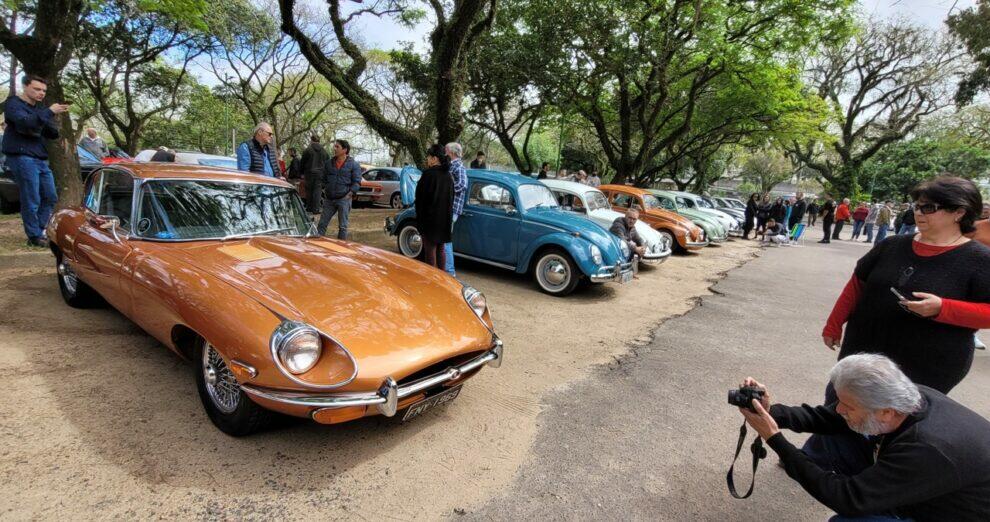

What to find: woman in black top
left=414, top=144, right=454, bottom=270
left=743, top=193, right=758, bottom=239
left=756, top=195, right=772, bottom=233
left=770, top=197, right=786, bottom=223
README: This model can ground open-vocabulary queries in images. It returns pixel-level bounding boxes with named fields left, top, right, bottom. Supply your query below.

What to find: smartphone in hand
left=890, top=287, right=910, bottom=301
left=891, top=287, right=923, bottom=316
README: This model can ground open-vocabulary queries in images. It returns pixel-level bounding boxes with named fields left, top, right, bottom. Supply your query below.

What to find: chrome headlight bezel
left=590, top=244, right=604, bottom=265
left=618, top=239, right=630, bottom=259
left=270, top=321, right=322, bottom=375
left=462, top=285, right=493, bottom=330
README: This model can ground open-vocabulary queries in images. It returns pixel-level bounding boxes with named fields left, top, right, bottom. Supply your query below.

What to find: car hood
left=679, top=208, right=724, bottom=230
left=587, top=208, right=664, bottom=248
left=526, top=207, right=624, bottom=260
left=142, top=236, right=492, bottom=382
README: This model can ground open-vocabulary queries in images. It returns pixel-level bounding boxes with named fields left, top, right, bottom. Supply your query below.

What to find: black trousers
left=832, top=220, right=845, bottom=239
left=822, top=218, right=833, bottom=242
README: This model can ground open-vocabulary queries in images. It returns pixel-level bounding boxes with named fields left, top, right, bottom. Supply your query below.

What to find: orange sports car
left=598, top=185, right=708, bottom=252
left=46, top=164, right=502, bottom=435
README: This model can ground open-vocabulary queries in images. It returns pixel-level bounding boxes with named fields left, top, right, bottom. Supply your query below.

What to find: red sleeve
left=934, top=299, right=990, bottom=330
left=823, top=275, right=862, bottom=339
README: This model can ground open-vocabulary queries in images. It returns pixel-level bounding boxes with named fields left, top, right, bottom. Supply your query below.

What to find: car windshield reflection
left=518, top=184, right=559, bottom=210
left=585, top=191, right=610, bottom=211
left=135, top=180, right=310, bottom=240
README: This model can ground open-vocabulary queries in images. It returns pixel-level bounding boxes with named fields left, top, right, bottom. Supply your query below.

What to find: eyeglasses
left=914, top=203, right=955, bottom=215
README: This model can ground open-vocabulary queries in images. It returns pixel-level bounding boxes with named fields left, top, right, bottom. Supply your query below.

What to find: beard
left=843, top=411, right=886, bottom=436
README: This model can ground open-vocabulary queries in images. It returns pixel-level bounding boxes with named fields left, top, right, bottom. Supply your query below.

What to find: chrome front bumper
left=589, top=261, right=635, bottom=283
left=640, top=249, right=672, bottom=265
left=241, top=341, right=503, bottom=417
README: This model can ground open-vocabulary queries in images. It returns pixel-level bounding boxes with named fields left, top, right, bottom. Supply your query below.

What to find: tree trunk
left=44, top=78, right=83, bottom=207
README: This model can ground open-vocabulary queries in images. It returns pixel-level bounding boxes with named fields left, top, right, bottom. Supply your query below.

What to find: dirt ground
left=0, top=209, right=759, bottom=519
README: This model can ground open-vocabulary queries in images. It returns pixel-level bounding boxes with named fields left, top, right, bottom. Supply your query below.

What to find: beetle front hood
left=144, top=236, right=492, bottom=383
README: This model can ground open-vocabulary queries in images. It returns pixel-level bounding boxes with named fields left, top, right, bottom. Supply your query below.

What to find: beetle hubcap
left=538, top=254, right=570, bottom=291
left=399, top=226, right=423, bottom=257
left=58, top=260, right=78, bottom=295
left=202, top=343, right=239, bottom=413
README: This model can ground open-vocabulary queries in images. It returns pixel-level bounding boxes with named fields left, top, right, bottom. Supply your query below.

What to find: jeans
left=851, top=219, right=865, bottom=239
left=443, top=214, right=458, bottom=276
left=863, top=222, right=875, bottom=242
left=898, top=224, right=916, bottom=235
left=822, top=219, right=833, bottom=242
left=874, top=224, right=888, bottom=244
left=8, top=155, right=57, bottom=240
left=316, top=196, right=352, bottom=239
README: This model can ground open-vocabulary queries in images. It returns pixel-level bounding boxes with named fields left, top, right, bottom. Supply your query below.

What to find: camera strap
left=726, top=421, right=767, bottom=499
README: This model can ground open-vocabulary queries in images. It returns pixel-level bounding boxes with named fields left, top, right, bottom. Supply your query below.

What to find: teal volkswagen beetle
left=385, top=169, right=634, bottom=296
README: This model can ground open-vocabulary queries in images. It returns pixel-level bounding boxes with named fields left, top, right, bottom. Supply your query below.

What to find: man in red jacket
left=832, top=198, right=851, bottom=240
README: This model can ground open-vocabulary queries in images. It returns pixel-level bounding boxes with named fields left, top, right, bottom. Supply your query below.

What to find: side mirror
left=90, top=214, right=123, bottom=242
left=505, top=207, right=518, bottom=216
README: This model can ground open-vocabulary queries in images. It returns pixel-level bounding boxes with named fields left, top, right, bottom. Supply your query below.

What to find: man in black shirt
left=790, top=192, right=807, bottom=229
left=469, top=151, right=487, bottom=169
left=738, top=354, right=990, bottom=521
left=818, top=193, right=835, bottom=244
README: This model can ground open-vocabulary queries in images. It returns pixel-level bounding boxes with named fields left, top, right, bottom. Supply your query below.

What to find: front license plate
left=402, top=385, right=463, bottom=422
left=619, top=270, right=634, bottom=284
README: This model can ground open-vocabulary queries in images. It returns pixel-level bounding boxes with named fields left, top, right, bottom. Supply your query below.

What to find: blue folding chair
left=789, top=223, right=806, bottom=245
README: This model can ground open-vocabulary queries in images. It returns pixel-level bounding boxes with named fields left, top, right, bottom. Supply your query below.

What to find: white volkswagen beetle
left=542, top=179, right=672, bottom=265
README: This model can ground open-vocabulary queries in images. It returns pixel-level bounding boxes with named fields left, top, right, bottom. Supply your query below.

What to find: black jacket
left=791, top=199, right=807, bottom=223
left=609, top=217, right=643, bottom=257
left=2, top=96, right=59, bottom=159
left=768, top=386, right=990, bottom=521
left=770, top=202, right=786, bottom=222
left=301, top=143, right=329, bottom=178
left=414, top=164, right=454, bottom=244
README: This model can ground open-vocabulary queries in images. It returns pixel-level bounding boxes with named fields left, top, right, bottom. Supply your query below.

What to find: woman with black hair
left=414, top=144, right=454, bottom=270
left=743, top=193, right=758, bottom=239
left=807, top=176, right=990, bottom=474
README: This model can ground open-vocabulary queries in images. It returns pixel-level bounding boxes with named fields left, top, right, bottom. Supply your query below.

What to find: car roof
left=97, top=163, right=294, bottom=186
left=366, top=166, right=401, bottom=172
left=468, top=168, right=544, bottom=189
left=598, top=184, right=653, bottom=196
left=541, top=179, right=603, bottom=194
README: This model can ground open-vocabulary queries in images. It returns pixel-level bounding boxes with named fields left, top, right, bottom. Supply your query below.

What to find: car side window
left=612, top=193, right=634, bottom=208
left=96, top=169, right=135, bottom=227
left=381, top=170, right=398, bottom=182
left=84, top=171, right=103, bottom=212
left=468, top=182, right=515, bottom=211
left=658, top=197, right=675, bottom=210
left=362, top=170, right=378, bottom=181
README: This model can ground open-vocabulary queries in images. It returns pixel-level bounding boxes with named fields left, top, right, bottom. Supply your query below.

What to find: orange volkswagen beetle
left=47, top=164, right=503, bottom=435
left=598, top=185, right=708, bottom=252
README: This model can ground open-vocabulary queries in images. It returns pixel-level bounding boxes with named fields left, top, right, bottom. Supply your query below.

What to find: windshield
left=135, top=180, right=310, bottom=240
left=642, top=194, right=663, bottom=210
left=697, top=197, right=714, bottom=209
left=518, top=184, right=559, bottom=210
left=676, top=196, right=695, bottom=208
left=198, top=158, right=238, bottom=169
left=585, top=191, right=610, bottom=211
left=730, top=199, right=745, bottom=209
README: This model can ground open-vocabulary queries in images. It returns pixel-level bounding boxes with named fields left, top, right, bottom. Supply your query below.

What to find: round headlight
left=276, top=326, right=322, bottom=374
left=590, top=244, right=604, bottom=265
left=462, top=286, right=488, bottom=320
left=618, top=240, right=629, bottom=259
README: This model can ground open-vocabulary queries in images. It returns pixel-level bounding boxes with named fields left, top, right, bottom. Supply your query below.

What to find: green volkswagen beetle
left=649, top=190, right=728, bottom=243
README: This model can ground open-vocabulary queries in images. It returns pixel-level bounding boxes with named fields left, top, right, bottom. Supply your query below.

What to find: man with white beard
left=738, top=354, right=990, bottom=521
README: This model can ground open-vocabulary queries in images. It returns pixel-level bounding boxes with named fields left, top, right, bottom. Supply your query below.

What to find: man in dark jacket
left=317, top=139, right=362, bottom=239
left=236, top=122, right=281, bottom=177
left=609, top=207, right=645, bottom=261
left=3, top=75, right=70, bottom=247
left=301, top=135, right=329, bottom=213
left=818, top=193, right=835, bottom=244
left=739, top=353, right=990, bottom=521
left=790, top=192, right=807, bottom=229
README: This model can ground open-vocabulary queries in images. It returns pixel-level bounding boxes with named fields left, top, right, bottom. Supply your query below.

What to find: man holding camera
left=736, top=354, right=990, bottom=521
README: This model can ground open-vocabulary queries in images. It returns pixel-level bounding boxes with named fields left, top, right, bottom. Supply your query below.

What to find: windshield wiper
left=221, top=226, right=297, bottom=241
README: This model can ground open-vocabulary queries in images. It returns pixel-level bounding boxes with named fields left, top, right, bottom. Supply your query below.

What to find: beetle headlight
left=462, top=286, right=488, bottom=320
left=271, top=321, right=322, bottom=375
left=618, top=240, right=629, bottom=259
left=591, top=244, right=604, bottom=265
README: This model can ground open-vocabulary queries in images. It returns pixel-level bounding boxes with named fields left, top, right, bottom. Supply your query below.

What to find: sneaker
left=26, top=237, right=48, bottom=248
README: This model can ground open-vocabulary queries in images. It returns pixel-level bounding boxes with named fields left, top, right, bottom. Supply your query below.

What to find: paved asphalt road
left=465, top=236, right=990, bottom=521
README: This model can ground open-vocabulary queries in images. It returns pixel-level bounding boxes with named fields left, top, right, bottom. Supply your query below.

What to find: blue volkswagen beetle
left=385, top=169, right=634, bottom=296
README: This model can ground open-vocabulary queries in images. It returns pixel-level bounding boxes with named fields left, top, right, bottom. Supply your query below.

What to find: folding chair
left=788, top=223, right=806, bottom=245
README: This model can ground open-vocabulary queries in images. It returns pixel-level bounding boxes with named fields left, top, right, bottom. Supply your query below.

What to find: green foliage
left=140, top=83, right=252, bottom=154
left=947, top=1, right=990, bottom=105
left=864, top=138, right=990, bottom=201
left=739, top=151, right=794, bottom=193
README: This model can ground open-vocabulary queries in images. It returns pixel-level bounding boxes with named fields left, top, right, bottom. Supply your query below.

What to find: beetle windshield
left=135, top=180, right=310, bottom=240
left=585, top=191, right=611, bottom=211
left=518, top=184, right=559, bottom=210
left=698, top=197, right=715, bottom=209
left=676, top=196, right=695, bottom=208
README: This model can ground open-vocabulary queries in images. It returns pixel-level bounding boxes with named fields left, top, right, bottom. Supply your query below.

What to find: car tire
left=390, top=192, right=402, bottom=209
left=397, top=222, right=423, bottom=258
left=195, top=338, right=272, bottom=436
left=532, top=248, right=581, bottom=296
left=659, top=228, right=684, bottom=253
left=55, top=253, right=102, bottom=308
left=0, top=192, right=17, bottom=214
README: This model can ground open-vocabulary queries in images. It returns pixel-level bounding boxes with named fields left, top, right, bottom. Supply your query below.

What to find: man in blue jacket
left=3, top=75, right=70, bottom=247
left=235, top=122, right=281, bottom=177
left=317, top=139, right=362, bottom=239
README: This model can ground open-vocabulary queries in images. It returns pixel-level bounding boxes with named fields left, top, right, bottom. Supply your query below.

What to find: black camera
left=728, top=386, right=765, bottom=412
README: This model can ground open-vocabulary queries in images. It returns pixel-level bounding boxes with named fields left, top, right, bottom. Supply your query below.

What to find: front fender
left=389, top=208, right=417, bottom=235
left=517, top=232, right=599, bottom=276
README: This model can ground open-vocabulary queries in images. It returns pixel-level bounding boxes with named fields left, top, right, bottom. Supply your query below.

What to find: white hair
left=445, top=142, right=462, bottom=158
left=829, top=354, right=922, bottom=415
left=254, top=122, right=273, bottom=135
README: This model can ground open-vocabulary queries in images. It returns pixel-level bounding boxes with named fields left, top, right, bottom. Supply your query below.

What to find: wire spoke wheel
left=202, top=343, right=240, bottom=414
left=58, top=260, right=78, bottom=295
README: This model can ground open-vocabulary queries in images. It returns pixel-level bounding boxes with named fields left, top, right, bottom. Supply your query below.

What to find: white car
left=542, top=179, right=672, bottom=265
left=670, top=191, right=742, bottom=237
left=134, top=150, right=239, bottom=170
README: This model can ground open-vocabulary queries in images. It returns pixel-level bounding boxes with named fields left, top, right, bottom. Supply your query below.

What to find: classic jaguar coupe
left=386, top=169, right=634, bottom=296
left=47, top=164, right=502, bottom=435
